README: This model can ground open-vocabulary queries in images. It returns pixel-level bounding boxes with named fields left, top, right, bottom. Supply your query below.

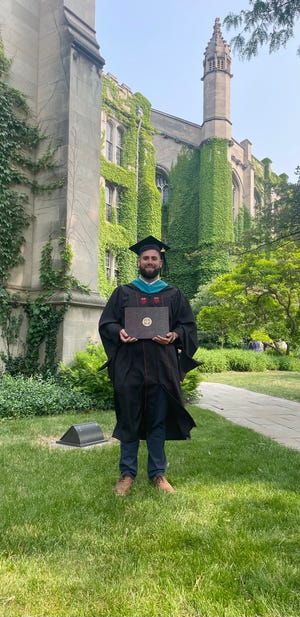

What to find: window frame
left=105, top=119, right=123, bottom=166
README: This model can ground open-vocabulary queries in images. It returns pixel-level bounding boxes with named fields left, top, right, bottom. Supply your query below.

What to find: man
left=99, top=236, right=199, bottom=495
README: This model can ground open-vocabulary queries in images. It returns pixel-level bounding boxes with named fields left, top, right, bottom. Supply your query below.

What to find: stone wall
left=0, top=0, right=105, bottom=364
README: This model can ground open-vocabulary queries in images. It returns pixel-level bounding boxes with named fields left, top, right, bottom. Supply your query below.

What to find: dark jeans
left=119, top=386, right=167, bottom=480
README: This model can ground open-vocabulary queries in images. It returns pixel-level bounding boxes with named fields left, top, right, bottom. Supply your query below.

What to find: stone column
left=38, top=0, right=105, bottom=363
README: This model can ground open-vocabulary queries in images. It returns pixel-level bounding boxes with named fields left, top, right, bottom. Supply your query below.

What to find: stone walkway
left=198, top=382, right=300, bottom=451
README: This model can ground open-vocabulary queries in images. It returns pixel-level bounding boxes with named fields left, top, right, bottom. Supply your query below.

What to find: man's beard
left=139, top=266, right=160, bottom=280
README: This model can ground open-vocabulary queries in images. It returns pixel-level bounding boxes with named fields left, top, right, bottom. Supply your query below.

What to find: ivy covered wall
left=100, top=83, right=237, bottom=299
left=100, top=76, right=285, bottom=302
left=0, top=41, right=77, bottom=375
left=164, top=148, right=200, bottom=297
left=159, top=139, right=237, bottom=296
left=99, top=76, right=161, bottom=298
left=234, top=204, right=252, bottom=243
left=197, top=138, right=234, bottom=285
left=249, top=156, right=288, bottom=252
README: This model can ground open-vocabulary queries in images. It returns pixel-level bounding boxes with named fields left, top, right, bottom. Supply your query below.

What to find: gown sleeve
left=98, top=286, right=124, bottom=361
left=172, top=290, right=200, bottom=379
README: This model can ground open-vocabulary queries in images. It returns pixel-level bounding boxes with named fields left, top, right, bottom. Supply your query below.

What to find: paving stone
left=198, top=382, right=300, bottom=451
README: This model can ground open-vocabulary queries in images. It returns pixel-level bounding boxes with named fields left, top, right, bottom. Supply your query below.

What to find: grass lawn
left=1, top=406, right=300, bottom=616
left=202, top=370, right=300, bottom=402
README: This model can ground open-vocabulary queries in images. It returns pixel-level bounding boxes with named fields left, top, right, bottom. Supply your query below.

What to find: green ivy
left=0, top=42, right=80, bottom=376
left=0, top=43, right=63, bottom=283
left=100, top=81, right=237, bottom=299
left=250, top=155, right=285, bottom=252
left=99, top=76, right=161, bottom=298
left=100, top=76, right=284, bottom=303
left=165, top=148, right=201, bottom=297
left=1, top=237, right=89, bottom=376
left=164, top=139, right=234, bottom=295
left=234, top=203, right=252, bottom=243
left=198, top=138, right=234, bottom=284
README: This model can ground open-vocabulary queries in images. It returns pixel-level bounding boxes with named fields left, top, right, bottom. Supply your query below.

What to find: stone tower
left=0, top=0, right=105, bottom=363
left=201, top=17, right=232, bottom=142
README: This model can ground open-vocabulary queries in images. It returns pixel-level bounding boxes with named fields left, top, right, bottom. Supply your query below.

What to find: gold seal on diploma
left=142, top=317, right=152, bottom=327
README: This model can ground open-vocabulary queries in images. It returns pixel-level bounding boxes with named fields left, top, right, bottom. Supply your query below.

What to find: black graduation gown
left=98, top=283, right=199, bottom=442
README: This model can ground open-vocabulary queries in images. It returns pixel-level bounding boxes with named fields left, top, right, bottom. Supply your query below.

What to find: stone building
left=0, top=0, right=104, bottom=364
left=152, top=18, right=256, bottom=220
left=100, top=18, right=284, bottom=297
left=0, top=5, right=285, bottom=365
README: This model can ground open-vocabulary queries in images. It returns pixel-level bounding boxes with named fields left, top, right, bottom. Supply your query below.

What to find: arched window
left=156, top=169, right=169, bottom=204
left=105, top=120, right=124, bottom=165
left=105, top=182, right=121, bottom=222
left=105, top=251, right=118, bottom=282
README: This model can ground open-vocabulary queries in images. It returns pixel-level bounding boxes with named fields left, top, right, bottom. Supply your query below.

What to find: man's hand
left=153, top=332, right=178, bottom=345
left=119, top=328, right=137, bottom=343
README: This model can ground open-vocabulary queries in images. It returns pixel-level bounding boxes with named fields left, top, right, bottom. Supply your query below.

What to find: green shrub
left=227, top=349, right=266, bottom=372
left=58, top=343, right=114, bottom=409
left=0, top=374, right=94, bottom=419
left=261, top=354, right=284, bottom=370
left=181, top=368, right=203, bottom=402
left=194, top=347, right=300, bottom=373
left=277, top=356, right=300, bottom=371
left=194, top=348, right=230, bottom=373
left=59, top=342, right=202, bottom=406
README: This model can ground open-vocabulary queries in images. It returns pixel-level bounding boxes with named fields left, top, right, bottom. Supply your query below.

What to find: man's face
left=138, top=249, right=163, bottom=280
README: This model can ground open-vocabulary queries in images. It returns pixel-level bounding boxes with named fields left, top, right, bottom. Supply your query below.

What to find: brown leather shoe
left=113, top=475, right=134, bottom=495
left=152, top=476, right=175, bottom=493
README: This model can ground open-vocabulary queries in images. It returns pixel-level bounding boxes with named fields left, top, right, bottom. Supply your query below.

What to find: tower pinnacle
left=203, top=17, right=231, bottom=75
left=201, top=18, right=232, bottom=142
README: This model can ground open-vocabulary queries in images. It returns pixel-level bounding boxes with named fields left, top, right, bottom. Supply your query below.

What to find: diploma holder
left=125, top=306, right=169, bottom=339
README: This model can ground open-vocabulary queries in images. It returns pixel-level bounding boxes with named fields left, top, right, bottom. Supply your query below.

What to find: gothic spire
left=201, top=18, right=232, bottom=141
left=203, top=17, right=231, bottom=76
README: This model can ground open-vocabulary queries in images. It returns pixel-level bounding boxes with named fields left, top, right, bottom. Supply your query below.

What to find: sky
left=95, top=0, right=300, bottom=182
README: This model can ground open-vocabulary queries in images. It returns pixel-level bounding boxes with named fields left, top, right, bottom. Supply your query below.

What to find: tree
left=197, top=274, right=258, bottom=347
left=272, top=166, right=300, bottom=244
left=196, top=242, right=300, bottom=353
left=224, top=0, right=300, bottom=59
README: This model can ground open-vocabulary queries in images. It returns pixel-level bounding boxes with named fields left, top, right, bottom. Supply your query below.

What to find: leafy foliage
left=1, top=237, right=88, bottom=376
left=58, top=341, right=201, bottom=406
left=196, top=242, right=300, bottom=353
left=272, top=166, right=300, bottom=245
left=180, top=367, right=203, bottom=402
left=58, top=343, right=114, bottom=409
left=99, top=76, right=161, bottom=298
left=0, top=42, right=88, bottom=377
left=234, top=203, right=253, bottom=244
left=198, top=139, right=234, bottom=285
left=194, top=347, right=300, bottom=373
left=224, top=0, right=300, bottom=58
left=0, top=373, right=94, bottom=418
left=166, top=148, right=201, bottom=296
left=0, top=42, right=62, bottom=283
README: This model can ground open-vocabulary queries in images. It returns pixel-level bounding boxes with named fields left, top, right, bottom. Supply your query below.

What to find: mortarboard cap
left=129, top=235, right=170, bottom=256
